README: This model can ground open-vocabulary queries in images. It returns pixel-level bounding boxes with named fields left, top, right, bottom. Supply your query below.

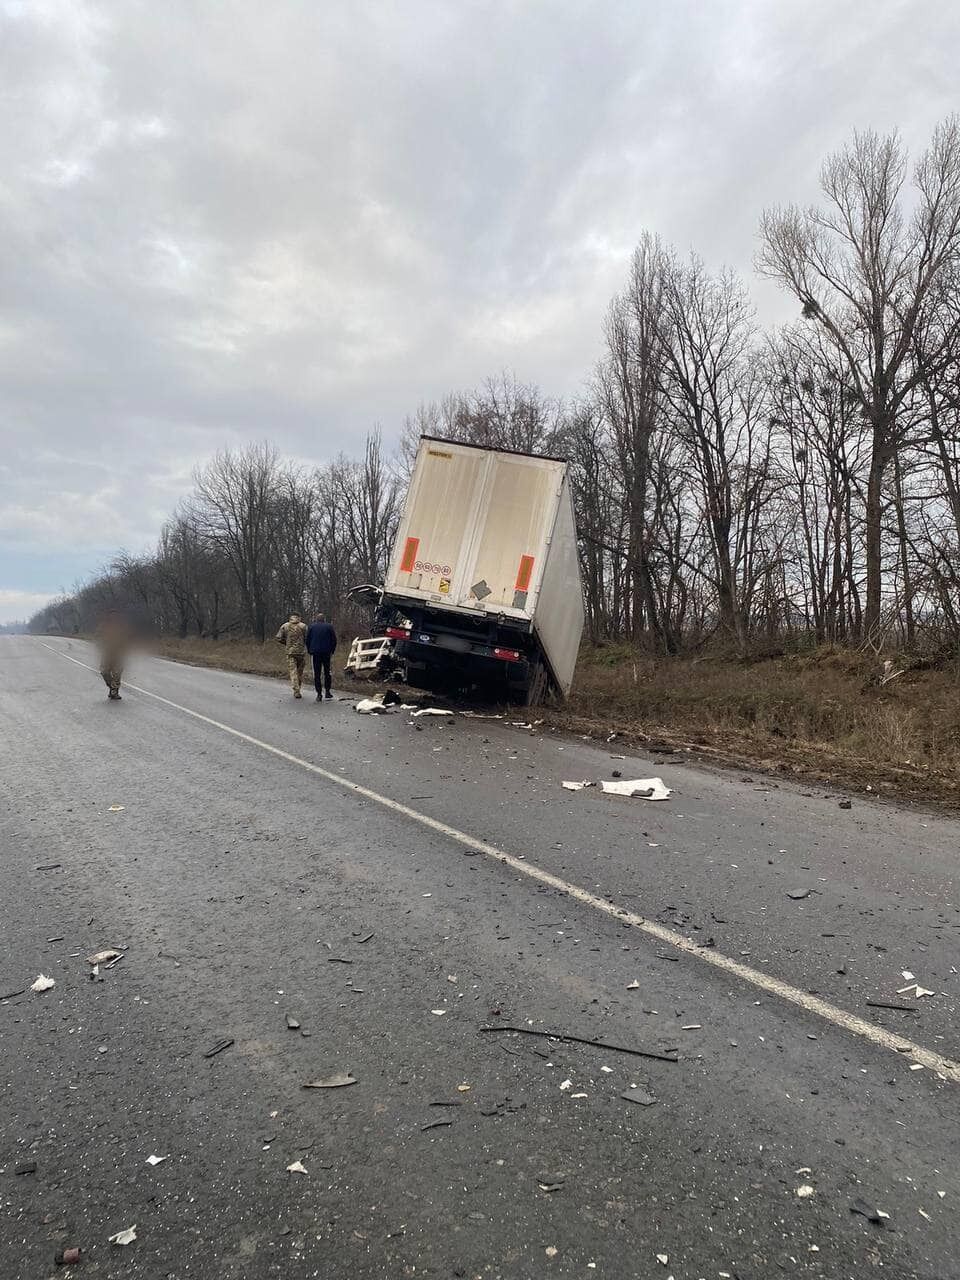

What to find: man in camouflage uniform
left=275, top=612, right=308, bottom=698
left=95, top=610, right=132, bottom=700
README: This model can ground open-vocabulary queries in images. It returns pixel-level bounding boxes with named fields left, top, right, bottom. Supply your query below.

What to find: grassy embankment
left=152, top=635, right=960, bottom=808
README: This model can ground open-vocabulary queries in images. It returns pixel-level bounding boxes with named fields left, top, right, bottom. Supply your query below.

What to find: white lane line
left=42, top=639, right=960, bottom=1083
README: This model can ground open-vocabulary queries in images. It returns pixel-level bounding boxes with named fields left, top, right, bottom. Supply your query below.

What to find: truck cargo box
left=383, top=437, right=584, bottom=696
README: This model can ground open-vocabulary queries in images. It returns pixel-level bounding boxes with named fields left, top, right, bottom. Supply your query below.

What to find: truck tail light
left=386, top=626, right=410, bottom=640
left=494, top=647, right=521, bottom=662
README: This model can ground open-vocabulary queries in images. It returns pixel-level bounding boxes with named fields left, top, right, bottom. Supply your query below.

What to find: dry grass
left=152, top=635, right=960, bottom=808
left=553, top=644, right=960, bottom=808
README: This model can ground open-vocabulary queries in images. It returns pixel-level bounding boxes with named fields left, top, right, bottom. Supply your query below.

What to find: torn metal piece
left=302, top=1073, right=357, bottom=1089
left=478, top=1025, right=678, bottom=1064
left=203, top=1037, right=234, bottom=1058
left=108, top=1225, right=137, bottom=1246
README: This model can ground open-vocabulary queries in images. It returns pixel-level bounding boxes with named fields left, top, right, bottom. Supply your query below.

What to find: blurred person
left=306, top=612, right=337, bottom=701
left=95, top=610, right=132, bottom=701
left=275, top=612, right=308, bottom=698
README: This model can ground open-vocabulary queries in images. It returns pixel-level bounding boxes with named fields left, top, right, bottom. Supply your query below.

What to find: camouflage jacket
left=276, top=621, right=307, bottom=655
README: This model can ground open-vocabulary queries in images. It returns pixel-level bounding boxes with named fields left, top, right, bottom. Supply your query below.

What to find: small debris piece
left=545, top=1246, right=558, bottom=1258
left=15, top=1161, right=37, bottom=1175
left=866, top=1000, right=917, bottom=1012
left=787, top=889, right=812, bottom=900
left=411, top=708, right=454, bottom=717
left=681, top=1024, right=701, bottom=1030
left=850, top=1199, right=889, bottom=1227
left=539, top=1181, right=564, bottom=1193
left=457, top=1083, right=471, bottom=1092
left=30, top=975, right=55, bottom=993
left=328, top=956, right=353, bottom=964
left=600, top=1065, right=613, bottom=1073
left=657, top=1254, right=669, bottom=1265
left=838, top=799, right=852, bottom=809
left=600, top=777, right=671, bottom=800
left=909, top=1062, right=924, bottom=1071
left=0, top=989, right=26, bottom=1000
left=626, top=980, right=640, bottom=990
left=87, top=949, right=123, bottom=966
left=897, top=983, right=935, bottom=998
left=286, top=1014, right=301, bottom=1030
left=431, top=1009, right=447, bottom=1016
left=559, top=1079, right=573, bottom=1091
left=107, top=805, right=125, bottom=812
left=570, top=1092, right=588, bottom=1098
left=561, top=780, right=593, bottom=791
left=36, top=864, right=62, bottom=871
left=54, top=1246, right=83, bottom=1264
left=108, top=1225, right=137, bottom=1246
left=796, top=1185, right=815, bottom=1198
left=203, top=1037, right=234, bottom=1058
left=286, top=1160, right=308, bottom=1175
left=421, top=1120, right=453, bottom=1131
left=479, top=1025, right=678, bottom=1064
left=302, top=1073, right=357, bottom=1089
left=621, top=1089, right=656, bottom=1107
left=145, top=1155, right=168, bottom=1166
left=901, top=971, right=915, bottom=981
left=355, top=932, right=375, bottom=944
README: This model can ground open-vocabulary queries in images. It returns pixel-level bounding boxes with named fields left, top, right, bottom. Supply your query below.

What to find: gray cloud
left=1, top=0, right=958, bottom=621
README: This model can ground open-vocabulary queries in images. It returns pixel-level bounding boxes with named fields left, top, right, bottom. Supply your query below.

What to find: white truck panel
left=532, top=473, right=584, bottom=695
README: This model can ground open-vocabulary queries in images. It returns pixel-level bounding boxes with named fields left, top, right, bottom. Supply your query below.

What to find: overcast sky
left=1, top=0, right=957, bottom=622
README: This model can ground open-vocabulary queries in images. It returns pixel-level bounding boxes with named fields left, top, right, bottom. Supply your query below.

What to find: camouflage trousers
left=100, top=666, right=122, bottom=697
left=287, top=653, right=306, bottom=696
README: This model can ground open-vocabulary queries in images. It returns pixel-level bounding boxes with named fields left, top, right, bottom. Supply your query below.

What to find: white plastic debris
left=796, top=1185, right=815, bottom=1198
left=431, top=1009, right=447, bottom=1016
left=355, top=697, right=395, bottom=715
left=600, top=777, right=672, bottom=800
left=87, top=949, right=123, bottom=966
left=656, top=1254, right=669, bottom=1266
left=901, top=970, right=915, bottom=981
left=411, top=708, right=454, bottom=717
left=562, top=780, right=593, bottom=791
left=545, top=1246, right=558, bottom=1258
left=898, top=983, right=935, bottom=998
left=107, top=805, right=125, bottom=812
left=31, top=975, right=55, bottom=993
left=626, top=980, right=640, bottom=989
left=286, top=1160, right=308, bottom=1175
left=108, top=1225, right=137, bottom=1246
left=145, top=1154, right=168, bottom=1166
left=559, top=1079, right=573, bottom=1091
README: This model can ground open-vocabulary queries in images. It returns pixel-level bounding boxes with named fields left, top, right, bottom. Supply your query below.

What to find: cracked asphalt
left=2, top=635, right=959, bottom=1279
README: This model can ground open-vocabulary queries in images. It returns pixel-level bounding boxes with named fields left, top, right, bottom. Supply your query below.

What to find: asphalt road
left=2, top=635, right=959, bottom=1280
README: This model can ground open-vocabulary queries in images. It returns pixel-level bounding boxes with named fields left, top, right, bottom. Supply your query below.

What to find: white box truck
left=369, top=436, right=584, bottom=704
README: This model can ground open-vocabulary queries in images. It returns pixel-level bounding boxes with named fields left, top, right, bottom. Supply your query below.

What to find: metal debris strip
left=478, top=1026, right=679, bottom=1064
left=302, top=1073, right=357, bottom=1089
left=202, top=1037, right=234, bottom=1058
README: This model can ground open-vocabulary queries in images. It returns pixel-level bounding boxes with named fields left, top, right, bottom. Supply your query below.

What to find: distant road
left=2, top=635, right=958, bottom=1278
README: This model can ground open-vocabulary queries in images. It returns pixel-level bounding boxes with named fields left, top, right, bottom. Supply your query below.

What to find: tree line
left=31, top=120, right=960, bottom=657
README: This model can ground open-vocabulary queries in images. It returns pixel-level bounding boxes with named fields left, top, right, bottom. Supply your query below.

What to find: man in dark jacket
left=306, top=613, right=337, bottom=701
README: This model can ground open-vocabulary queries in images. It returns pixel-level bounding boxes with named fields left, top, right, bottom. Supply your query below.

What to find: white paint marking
left=40, top=639, right=960, bottom=1083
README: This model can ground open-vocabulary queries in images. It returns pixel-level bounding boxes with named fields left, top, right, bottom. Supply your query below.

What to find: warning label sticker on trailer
left=438, top=577, right=451, bottom=594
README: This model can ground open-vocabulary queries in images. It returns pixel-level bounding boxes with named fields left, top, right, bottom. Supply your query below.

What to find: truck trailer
left=366, top=436, right=584, bottom=704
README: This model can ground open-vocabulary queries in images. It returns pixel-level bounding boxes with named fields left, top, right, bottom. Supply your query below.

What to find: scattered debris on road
left=15, top=1161, right=37, bottom=1175
left=627, top=980, right=640, bottom=989
left=545, top=1246, right=558, bottom=1258
left=203, top=1037, right=234, bottom=1058
left=600, top=778, right=672, bottom=800
left=897, top=983, right=935, bottom=998
left=411, top=708, right=455, bottom=718
left=87, top=949, right=123, bottom=967
left=479, top=1025, right=679, bottom=1064
left=866, top=1000, right=917, bottom=1012
left=562, top=780, right=593, bottom=791
left=30, top=974, right=55, bottom=993
left=850, top=1199, right=889, bottom=1227
left=286, top=1160, right=308, bottom=1174
left=795, top=1184, right=815, bottom=1198
left=302, top=1073, right=357, bottom=1089
left=1, top=988, right=26, bottom=1000
left=621, top=1088, right=656, bottom=1106
left=355, top=690, right=403, bottom=714
left=107, top=805, right=125, bottom=813
left=421, top=1119, right=453, bottom=1131
left=786, top=889, right=813, bottom=900
left=108, top=1225, right=137, bottom=1246
left=838, top=799, right=852, bottom=809
left=286, top=1014, right=301, bottom=1029
left=54, top=1246, right=83, bottom=1265
left=145, top=1154, right=168, bottom=1166
left=36, top=863, right=62, bottom=871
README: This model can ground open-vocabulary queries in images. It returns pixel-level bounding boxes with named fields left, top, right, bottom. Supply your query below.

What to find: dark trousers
left=312, top=653, right=332, bottom=695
